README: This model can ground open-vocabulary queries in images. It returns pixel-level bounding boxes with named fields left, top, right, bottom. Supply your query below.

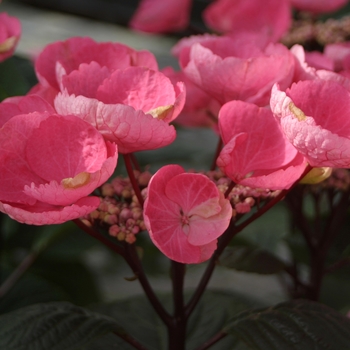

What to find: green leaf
left=0, top=56, right=36, bottom=100
left=224, top=299, right=350, bottom=350
left=220, top=246, right=285, bottom=275
left=32, top=259, right=101, bottom=306
left=0, top=267, right=67, bottom=314
left=87, top=290, right=257, bottom=350
left=0, top=302, right=123, bottom=350
left=237, top=203, right=289, bottom=254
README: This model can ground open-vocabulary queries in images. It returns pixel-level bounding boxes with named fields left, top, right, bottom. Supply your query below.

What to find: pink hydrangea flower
left=290, top=0, right=348, bottom=14
left=217, top=100, right=307, bottom=190
left=0, top=12, right=21, bottom=62
left=129, top=0, right=191, bottom=33
left=55, top=64, right=185, bottom=153
left=270, top=80, right=350, bottom=167
left=174, top=33, right=294, bottom=107
left=30, top=36, right=158, bottom=105
left=0, top=112, right=118, bottom=225
left=143, top=165, right=232, bottom=264
left=203, top=0, right=291, bottom=42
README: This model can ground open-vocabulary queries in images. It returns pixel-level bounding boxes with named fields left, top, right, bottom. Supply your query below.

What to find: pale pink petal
left=290, top=44, right=318, bottom=82
left=0, top=197, right=100, bottom=225
left=187, top=192, right=232, bottom=246
left=54, top=93, right=177, bottom=153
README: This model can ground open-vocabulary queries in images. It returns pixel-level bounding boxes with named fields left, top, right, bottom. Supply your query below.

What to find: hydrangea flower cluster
left=1, top=0, right=350, bottom=265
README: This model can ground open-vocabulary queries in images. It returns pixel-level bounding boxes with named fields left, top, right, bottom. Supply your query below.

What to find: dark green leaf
left=237, top=203, right=288, bottom=254
left=320, top=268, right=350, bottom=311
left=220, top=246, right=285, bottom=275
left=0, top=267, right=67, bottom=314
left=224, top=299, right=350, bottom=350
left=341, top=245, right=350, bottom=258
left=0, top=56, right=36, bottom=100
left=87, top=290, right=257, bottom=350
left=0, top=302, right=123, bottom=350
left=32, top=259, right=101, bottom=306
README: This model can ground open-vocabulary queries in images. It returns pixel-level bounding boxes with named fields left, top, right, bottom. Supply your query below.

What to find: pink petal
left=187, top=192, right=232, bottom=246
left=0, top=113, right=49, bottom=204
left=203, top=0, right=291, bottom=42
left=271, top=81, right=350, bottom=167
left=24, top=142, right=117, bottom=206
left=35, top=37, right=158, bottom=90
left=55, top=93, right=177, bottom=153
left=61, top=62, right=110, bottom=98
left=0, top=95, right=55, bottom=127
left=165, top=173, right=221, bottom=215
left=25, top=115, right=108, bottom=182
left=0, top=13, right=21, bottom=62
left=219, top=101, right=298, bottom=169
left=0, top=197, right=100, bottom=225
left=183, top=40, right=294, bottom=106
left=217, top=101, right=306, bottom=189
left=129, top=0, right=191, bottom=34
left=96, top=67, right=177, bottom=112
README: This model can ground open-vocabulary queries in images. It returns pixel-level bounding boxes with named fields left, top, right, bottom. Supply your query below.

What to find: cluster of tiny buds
left=203, top=170, right=279, bottom=217
left=282, top=15, right=350, bottom=48
left=82, top=170, right=152, bottom=244
left=82, top=169, right=280, bottom=243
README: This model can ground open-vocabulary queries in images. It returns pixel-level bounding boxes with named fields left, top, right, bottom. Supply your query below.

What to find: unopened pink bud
left=107, top=204, right=120, bottom=215
left=244, top=197, right=255, bottom=207
left=109, top=224, right=120, bottom=237
left=98, top=202, right=109, bottom=212
left=121, top=188, right=132, bottom=199
left=101, top=183, right=115, bottom=197
left=117, top=231, right=127, bottom=241
left=126, top=218, right=136, bottom=228
left=104, top=214, right=118, bottom=225
left=125, top=233, right=136, bottom=244
left=120, top=208, right=132, bottom=222
left=235, top=202, right=251, bottom=214
left=138, top=171, right=152, bottom=186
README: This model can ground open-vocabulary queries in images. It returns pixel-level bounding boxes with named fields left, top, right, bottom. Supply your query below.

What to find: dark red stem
left=123, top=153, right=144, bottom=207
